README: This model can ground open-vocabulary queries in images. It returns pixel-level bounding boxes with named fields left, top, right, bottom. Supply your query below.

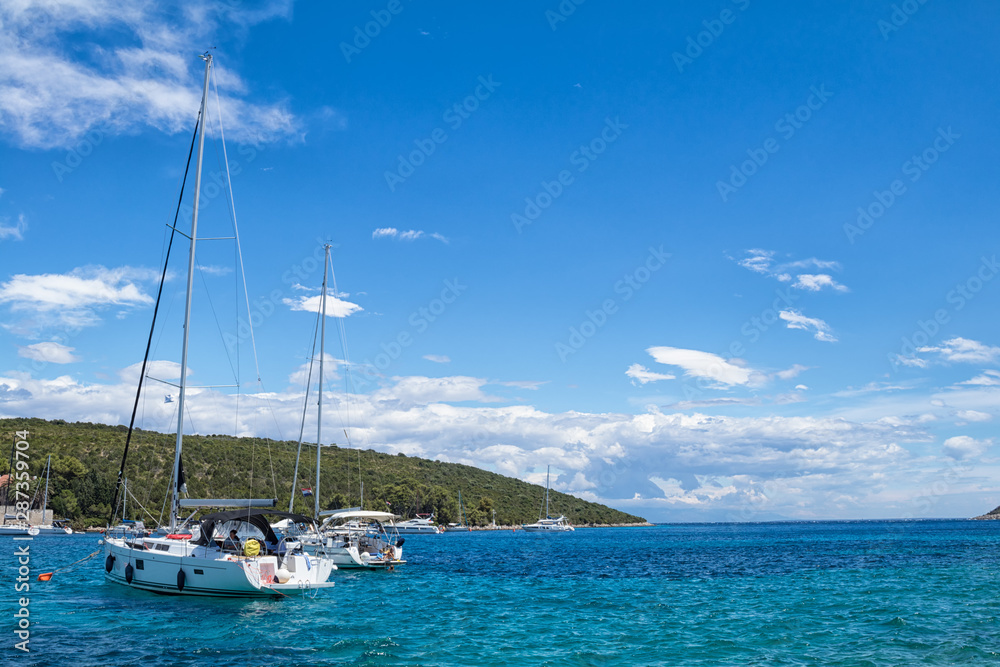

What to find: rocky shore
left=971, top=506, right=1000, bottom=520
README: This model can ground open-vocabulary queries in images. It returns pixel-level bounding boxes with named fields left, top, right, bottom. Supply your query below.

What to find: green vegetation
left=0, top=418, right=645, bottom=529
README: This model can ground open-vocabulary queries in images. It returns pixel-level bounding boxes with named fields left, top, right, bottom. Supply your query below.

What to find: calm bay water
left=5, top=520, right=1000, bottom=665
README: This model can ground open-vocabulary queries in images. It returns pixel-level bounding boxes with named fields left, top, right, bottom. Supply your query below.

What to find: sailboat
left=282, top=245, right=405, bottom=569
left=444, top=490, right=470, bottom=531
left=0, top=454, right=71, bottom=536
left=521, top=465, right=574, bottom=532
left=32, top=455, right=72, bottom=535
left=102, top=53, right=335, bottom=596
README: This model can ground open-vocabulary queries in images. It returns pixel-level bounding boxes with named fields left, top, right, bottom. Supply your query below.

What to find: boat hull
left=103, top=538, right=334, bottom=597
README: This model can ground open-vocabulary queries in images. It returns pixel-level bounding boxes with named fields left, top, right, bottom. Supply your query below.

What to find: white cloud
left=0, top=364, right=968, bottom=520
left=792, top=274, right=849, bottom=292
left=779, top=309, right=837, bottom=342
left=423, top=354, right=451, bottom=364
left=794, top=384, right=809, bottom=391
left=287, top=354, right=340, bottom=387
left=625, top=363, right=675, bottom=385
left=959, top=370, right=1000, bottom=386
left=775, top=364, right=810, bottom=380
left=955, top=410, right=992, bottom=423
left=737, top=248, right=774, bottom=274
left=894, top=355, right=928, bottom=369
left=118, top=360, right=188, bottom=386
left=283, top=294, right=362, bottom=318
left=380, top=376, right=501, bottom=405
left=918, top=338, right=1000, bottom=364
left=645, top=346, right=755, bottom=387
left=0, top=265, right=156, bottom=331
left=372, top=228, right=449, bottom=243
left=734, top=251, right=847, bottom=293
left=196, top=264, right=233, bottom=276
left=17, top=342, right=79, bottom=364
left=0, top=214, right=26, bottom=241
left=942, top=435, right=991, bottom=460
left=498, top=380, right=547, bottom=390
left=0, top=1, right=303, bottom=149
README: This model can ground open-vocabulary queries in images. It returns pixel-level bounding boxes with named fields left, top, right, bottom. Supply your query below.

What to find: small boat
left=308, top=510, right=406, bottom=569
left=392, top=513, right=442, bottom=534
left=522, top=466, right=574, bottom=533
left=32, top=456, right=72, bottom=534
left=444, top=490, right=470, bottom=532
left=0, top=455, right=72, bottom=535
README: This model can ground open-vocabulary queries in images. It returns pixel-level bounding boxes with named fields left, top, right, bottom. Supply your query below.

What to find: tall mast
left=170, top=53, right=212, bottom=532
left=545, top=465, right=550, bottom=519
left=315, top=244, right=330, bottom=518
left=42, top=454, right=51, bottom=524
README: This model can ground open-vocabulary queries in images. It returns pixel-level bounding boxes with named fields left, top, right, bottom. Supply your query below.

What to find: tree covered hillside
left=0, top=418, right=646, bottom=528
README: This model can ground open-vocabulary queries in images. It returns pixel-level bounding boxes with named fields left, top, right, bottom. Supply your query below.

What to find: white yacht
left=521, top=466, right=575, bottom=533
left=392, top=513, right=442, bottom=534
left=105, top=510, right=335, bottom=596
left=309, top=510, right=405, bottom=569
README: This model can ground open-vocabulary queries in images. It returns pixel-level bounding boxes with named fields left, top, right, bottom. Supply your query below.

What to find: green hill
left=0, top=418, right=645, bottom=529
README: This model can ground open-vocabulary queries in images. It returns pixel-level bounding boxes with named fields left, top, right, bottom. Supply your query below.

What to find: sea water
left=4, top=520, right=1000, bottom=665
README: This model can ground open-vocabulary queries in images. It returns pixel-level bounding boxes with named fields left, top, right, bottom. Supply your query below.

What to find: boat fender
left=124, top=563, right=134, bottom=584
left=275, top=567, right=291, bottom=584
left=105, top=554, right=115, bottom=573
left=176, top=569, right=185, bottom=592
left=396, top=537, right=405, bottom=548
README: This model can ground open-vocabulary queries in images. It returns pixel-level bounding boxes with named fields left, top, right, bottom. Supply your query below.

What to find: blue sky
left=2, top=0, right=999, bottom=521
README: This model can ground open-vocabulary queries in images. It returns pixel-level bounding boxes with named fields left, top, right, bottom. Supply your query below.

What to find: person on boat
left=222, top=529, right=241, bottom=552
left=265, top=535, right=286, bottom=556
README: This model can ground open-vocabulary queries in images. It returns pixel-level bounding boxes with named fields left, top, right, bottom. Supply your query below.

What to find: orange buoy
left=37, top=573, right=53, bottom=582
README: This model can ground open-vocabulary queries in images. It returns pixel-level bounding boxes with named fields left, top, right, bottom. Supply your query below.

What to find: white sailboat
left=444, top=490, right=470, bottom=531
left=32, top=455, right=72, bottom=535
left=0, top=454, right=71, bottom=536
left=521, top=465, right=574, bottom=532
left=282, top=247, right=405, bottom=570
left=314, top=509, right=405, bottom=569
left=102, top=53, right=335, bottom=596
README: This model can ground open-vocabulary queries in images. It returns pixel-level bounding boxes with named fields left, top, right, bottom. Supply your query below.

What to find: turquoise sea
left=5, top=520, right=1000, bottom=665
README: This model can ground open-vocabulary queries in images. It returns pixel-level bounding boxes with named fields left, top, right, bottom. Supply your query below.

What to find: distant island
left=971, top=506, right=1000, bottom=520
left=0, top=417, right=647, bottom=529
